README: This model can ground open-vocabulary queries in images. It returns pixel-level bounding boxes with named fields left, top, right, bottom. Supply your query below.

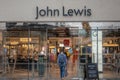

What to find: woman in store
left=49, top=52, right=55, bottom=68
left=72, top=48, right=78, bottom=70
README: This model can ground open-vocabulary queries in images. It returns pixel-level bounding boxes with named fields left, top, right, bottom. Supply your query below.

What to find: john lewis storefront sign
left=35, top=6, right=92, bottom=19
left=0, top=0, right=120, bottom=21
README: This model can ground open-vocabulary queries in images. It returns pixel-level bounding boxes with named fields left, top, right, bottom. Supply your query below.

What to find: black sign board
left=86, top=63, right=99, bottom=79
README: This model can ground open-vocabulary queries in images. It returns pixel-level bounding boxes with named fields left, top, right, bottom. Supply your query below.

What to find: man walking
left=57, top=47, right=67, bottom=80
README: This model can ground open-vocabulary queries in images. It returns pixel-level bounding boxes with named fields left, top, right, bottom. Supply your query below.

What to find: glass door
left=29, top=26, right=48, bottom=80
left=0, top=29, right=6, bottom=79
left=2, top=25, right=30, bottom=79
left=102, top=28, right=120, bottom=79
left=47, top=26, right=80, bottom=79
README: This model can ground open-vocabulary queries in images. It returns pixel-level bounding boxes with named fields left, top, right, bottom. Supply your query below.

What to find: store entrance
left=47, top=26, right=80, bottom=79
left=1, top=25, right=48, bottom=79
left=1, top=22, right=119, bottom=80
left=2, top=27, right=31, bottom=79
left=0, top=23, right=82, bottom=80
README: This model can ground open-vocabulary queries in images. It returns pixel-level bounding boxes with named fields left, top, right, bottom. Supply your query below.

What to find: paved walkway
left=0, top=56, right=120, bottom=80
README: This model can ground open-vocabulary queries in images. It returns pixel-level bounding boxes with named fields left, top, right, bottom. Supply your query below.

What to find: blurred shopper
left=38, top=50, right=46, bottom=77
left=57, top=47, right=67, bottom=80
left=49, top=52, right=55, bottom=68
left=72, top=48, right=78, bottom=65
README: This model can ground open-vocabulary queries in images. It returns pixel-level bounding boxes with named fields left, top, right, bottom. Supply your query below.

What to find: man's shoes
left=62, top=77, right=66, bottom=80
left=61, top=77, right=64, bottom=80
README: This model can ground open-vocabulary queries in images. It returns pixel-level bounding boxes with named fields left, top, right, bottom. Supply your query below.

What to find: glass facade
left=0, top=22, right=120, bottom=79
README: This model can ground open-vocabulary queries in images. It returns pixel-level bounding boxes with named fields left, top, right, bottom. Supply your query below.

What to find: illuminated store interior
left=0, top=22, right=120, bottom=79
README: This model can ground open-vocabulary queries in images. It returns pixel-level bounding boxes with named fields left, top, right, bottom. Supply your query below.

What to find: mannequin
left=38, top=47, right=46, bottom=77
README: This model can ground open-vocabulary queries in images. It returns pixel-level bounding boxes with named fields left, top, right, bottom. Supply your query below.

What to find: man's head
left=60, top=47, right=64, bottom=52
